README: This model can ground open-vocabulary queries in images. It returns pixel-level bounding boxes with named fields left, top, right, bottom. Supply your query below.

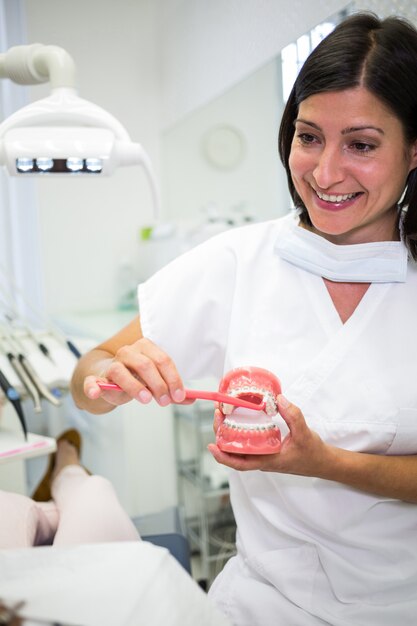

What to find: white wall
left=162, top=57, right=288, bottom=225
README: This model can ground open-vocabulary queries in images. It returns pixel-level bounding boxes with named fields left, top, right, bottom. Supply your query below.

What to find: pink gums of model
left=215, top=366, right=282, bottom=455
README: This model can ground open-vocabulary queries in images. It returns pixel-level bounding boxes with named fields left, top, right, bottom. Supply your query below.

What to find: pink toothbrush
left=97, top=382, right=266, bottom=411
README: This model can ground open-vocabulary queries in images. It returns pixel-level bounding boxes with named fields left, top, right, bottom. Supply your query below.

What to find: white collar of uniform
left=274, top=211, right=408, bottom=283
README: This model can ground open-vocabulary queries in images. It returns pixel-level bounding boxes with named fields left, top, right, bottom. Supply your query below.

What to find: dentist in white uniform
left=72, top=13, right=417, bottom=626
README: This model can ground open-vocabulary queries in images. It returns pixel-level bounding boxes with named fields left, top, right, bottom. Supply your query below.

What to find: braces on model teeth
left=221, top=385, right=278, bottom=416
left=223, top=417, right=278, bottom=432
left=216, top=366, right=282, bottom=455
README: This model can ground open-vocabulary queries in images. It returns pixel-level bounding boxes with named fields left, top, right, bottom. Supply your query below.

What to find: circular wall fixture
left=202, top=125, right=246, bottom=170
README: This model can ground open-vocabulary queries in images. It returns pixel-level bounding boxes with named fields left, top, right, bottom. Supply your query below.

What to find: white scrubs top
left=138, top=212, right=417, bottom=626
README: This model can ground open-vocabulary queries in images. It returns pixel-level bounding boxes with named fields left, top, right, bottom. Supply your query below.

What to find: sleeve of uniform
left=138, top=231, right=237, bottom=381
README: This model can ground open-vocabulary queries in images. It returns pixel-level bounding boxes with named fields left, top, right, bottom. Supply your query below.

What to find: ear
left=409, top=138, right=417, bottom=172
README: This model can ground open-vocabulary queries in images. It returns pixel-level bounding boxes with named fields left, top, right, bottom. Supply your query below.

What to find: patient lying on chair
left=0, top=429, right=140, bottom=548
left=0, top=430, right=232, bottom=626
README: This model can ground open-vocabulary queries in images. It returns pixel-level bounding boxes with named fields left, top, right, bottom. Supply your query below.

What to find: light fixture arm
left=0, top=43, right=76, bottom=89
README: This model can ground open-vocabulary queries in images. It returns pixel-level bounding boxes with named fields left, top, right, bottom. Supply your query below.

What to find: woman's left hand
left=208, top=395, right=329, bottom=476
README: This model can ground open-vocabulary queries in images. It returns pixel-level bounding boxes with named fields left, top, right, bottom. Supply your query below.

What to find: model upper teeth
left=316, top=191, right=357, bottom=202
left=221, top=385, right=278, bottom=416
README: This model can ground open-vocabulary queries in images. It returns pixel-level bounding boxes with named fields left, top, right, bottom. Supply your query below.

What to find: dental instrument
left=0, top=269, right=82, bottom=361
left=18, top=322, right=55, bottom=364
left=0, top=337, right=42, bottom=413
left=2, top=331, right=61, bottom=407
left=3, top=314, right=55, bottom=365
left=0, top=368, right=27, bottom=440
left=97, top=382, right=266, bottom=411
left=17, top=350, right=62, bottom=407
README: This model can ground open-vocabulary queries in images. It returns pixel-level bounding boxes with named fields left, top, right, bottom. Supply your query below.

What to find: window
left=281, top=12, right=347, bottom=102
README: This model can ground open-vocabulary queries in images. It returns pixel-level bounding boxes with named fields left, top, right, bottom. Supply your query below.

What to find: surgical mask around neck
left=274, top=220, right=408, bottom=283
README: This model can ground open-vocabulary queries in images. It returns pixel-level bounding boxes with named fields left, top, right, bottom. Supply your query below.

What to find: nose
left=313, top=145, right=345, bottom=190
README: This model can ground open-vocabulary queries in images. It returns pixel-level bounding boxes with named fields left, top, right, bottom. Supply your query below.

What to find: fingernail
left=278, top=394, right=290, bottom=408
left=138, top=389, right=152, bottom=403
left=159, top=394, right=171, bottom=406
left=172, top=388, right=185, bottom=402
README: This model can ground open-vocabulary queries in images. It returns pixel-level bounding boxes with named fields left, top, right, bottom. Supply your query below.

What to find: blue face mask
left=274, top=220, right=408, bottom=283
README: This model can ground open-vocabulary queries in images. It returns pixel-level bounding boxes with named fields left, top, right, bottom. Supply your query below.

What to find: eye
left=349, top=141, right=377, bottom=154
left=296, top=132, right=319, bottom=145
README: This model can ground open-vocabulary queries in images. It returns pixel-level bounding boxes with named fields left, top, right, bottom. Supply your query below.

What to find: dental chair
left=142, top=532, right=191, bottom=574
left=133, top=507, right=191, bottom=574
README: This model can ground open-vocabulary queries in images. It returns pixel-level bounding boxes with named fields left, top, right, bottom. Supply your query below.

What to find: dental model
left=216, top=366, right=282, bottom=455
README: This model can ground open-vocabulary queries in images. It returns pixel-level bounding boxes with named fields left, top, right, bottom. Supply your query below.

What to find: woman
left=71, top=13, right=417, bottom=625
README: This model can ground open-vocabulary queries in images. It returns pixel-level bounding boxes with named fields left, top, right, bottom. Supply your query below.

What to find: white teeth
left=316, top=191, right=357, bottom=202
left=223, top=418, right=278, bottom=432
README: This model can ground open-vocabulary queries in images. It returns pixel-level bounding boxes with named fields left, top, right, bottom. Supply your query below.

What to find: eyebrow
left=294, top=118, right=385, bottom=135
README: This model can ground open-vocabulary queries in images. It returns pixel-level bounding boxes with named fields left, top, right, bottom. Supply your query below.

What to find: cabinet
left=173, top=401, right=236, bottom=586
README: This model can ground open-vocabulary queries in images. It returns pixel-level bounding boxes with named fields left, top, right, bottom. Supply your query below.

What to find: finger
left=84, top=375, right=137, bottom=407
left=207, top=444, right=266, bottom=471
left=104, top=359, right=154, bottom=403
left=213, top=408, right=223, bottom=434
left=115, top=340, right=185, bottom=405
left=108, top=349, right=171, bottom=405
left=84, top=375, right=104, bottom=400
left=277, top=394, right=306, bottom=437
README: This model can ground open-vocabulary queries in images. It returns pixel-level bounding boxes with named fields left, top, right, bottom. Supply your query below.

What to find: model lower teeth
left=223, top=415, right=278, bottom=432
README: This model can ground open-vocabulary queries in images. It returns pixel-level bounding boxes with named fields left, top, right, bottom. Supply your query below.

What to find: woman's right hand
left=84, top=337, right=186, bottom=407
left=71, top=317, right=187, bottom=413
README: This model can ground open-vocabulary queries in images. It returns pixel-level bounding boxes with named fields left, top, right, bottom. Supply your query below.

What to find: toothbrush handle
left=97, top=383, right=265, bottom=411
left=185, top=389, right=265, bottom=411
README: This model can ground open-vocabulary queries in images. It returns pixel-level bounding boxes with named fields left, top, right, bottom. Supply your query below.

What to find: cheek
left=288, top=143, right=298, bottom=169
left=288, top=150, right=302, bottom=183
left=289, top=146, right=312, bottom=181
left=289, top=152, right=309, bottom=196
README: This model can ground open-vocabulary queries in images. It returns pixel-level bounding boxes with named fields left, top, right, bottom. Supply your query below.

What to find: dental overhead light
left=0, top=43, right=159, bottom=214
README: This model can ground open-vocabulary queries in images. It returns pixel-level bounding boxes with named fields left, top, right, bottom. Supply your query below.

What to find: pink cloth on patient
left=0, top=466, right=140, bottom=548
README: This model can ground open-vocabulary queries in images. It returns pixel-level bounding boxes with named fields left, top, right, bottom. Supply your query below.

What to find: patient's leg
left=0, top=490, right=58, bottom=548
left=51, top=440, right=140, bottom=546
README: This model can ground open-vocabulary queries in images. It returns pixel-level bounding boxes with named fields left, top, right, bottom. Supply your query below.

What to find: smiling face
left=289, top=87, right=417, bottom=244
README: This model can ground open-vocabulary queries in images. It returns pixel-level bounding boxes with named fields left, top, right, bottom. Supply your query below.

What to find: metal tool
left=1, top=332, right=61, bottom=407
left=0, top=368, right=27, bottom=439
left=4, top=348, right=42, bottom=413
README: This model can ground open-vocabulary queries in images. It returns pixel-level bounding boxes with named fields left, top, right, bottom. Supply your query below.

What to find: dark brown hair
left=278, top=12, right=417, bottom=259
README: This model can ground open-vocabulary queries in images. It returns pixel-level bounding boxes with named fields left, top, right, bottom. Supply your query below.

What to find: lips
left=313, top=187, right=363, bottom=211
left=216, top=366, right=282, bottom=455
